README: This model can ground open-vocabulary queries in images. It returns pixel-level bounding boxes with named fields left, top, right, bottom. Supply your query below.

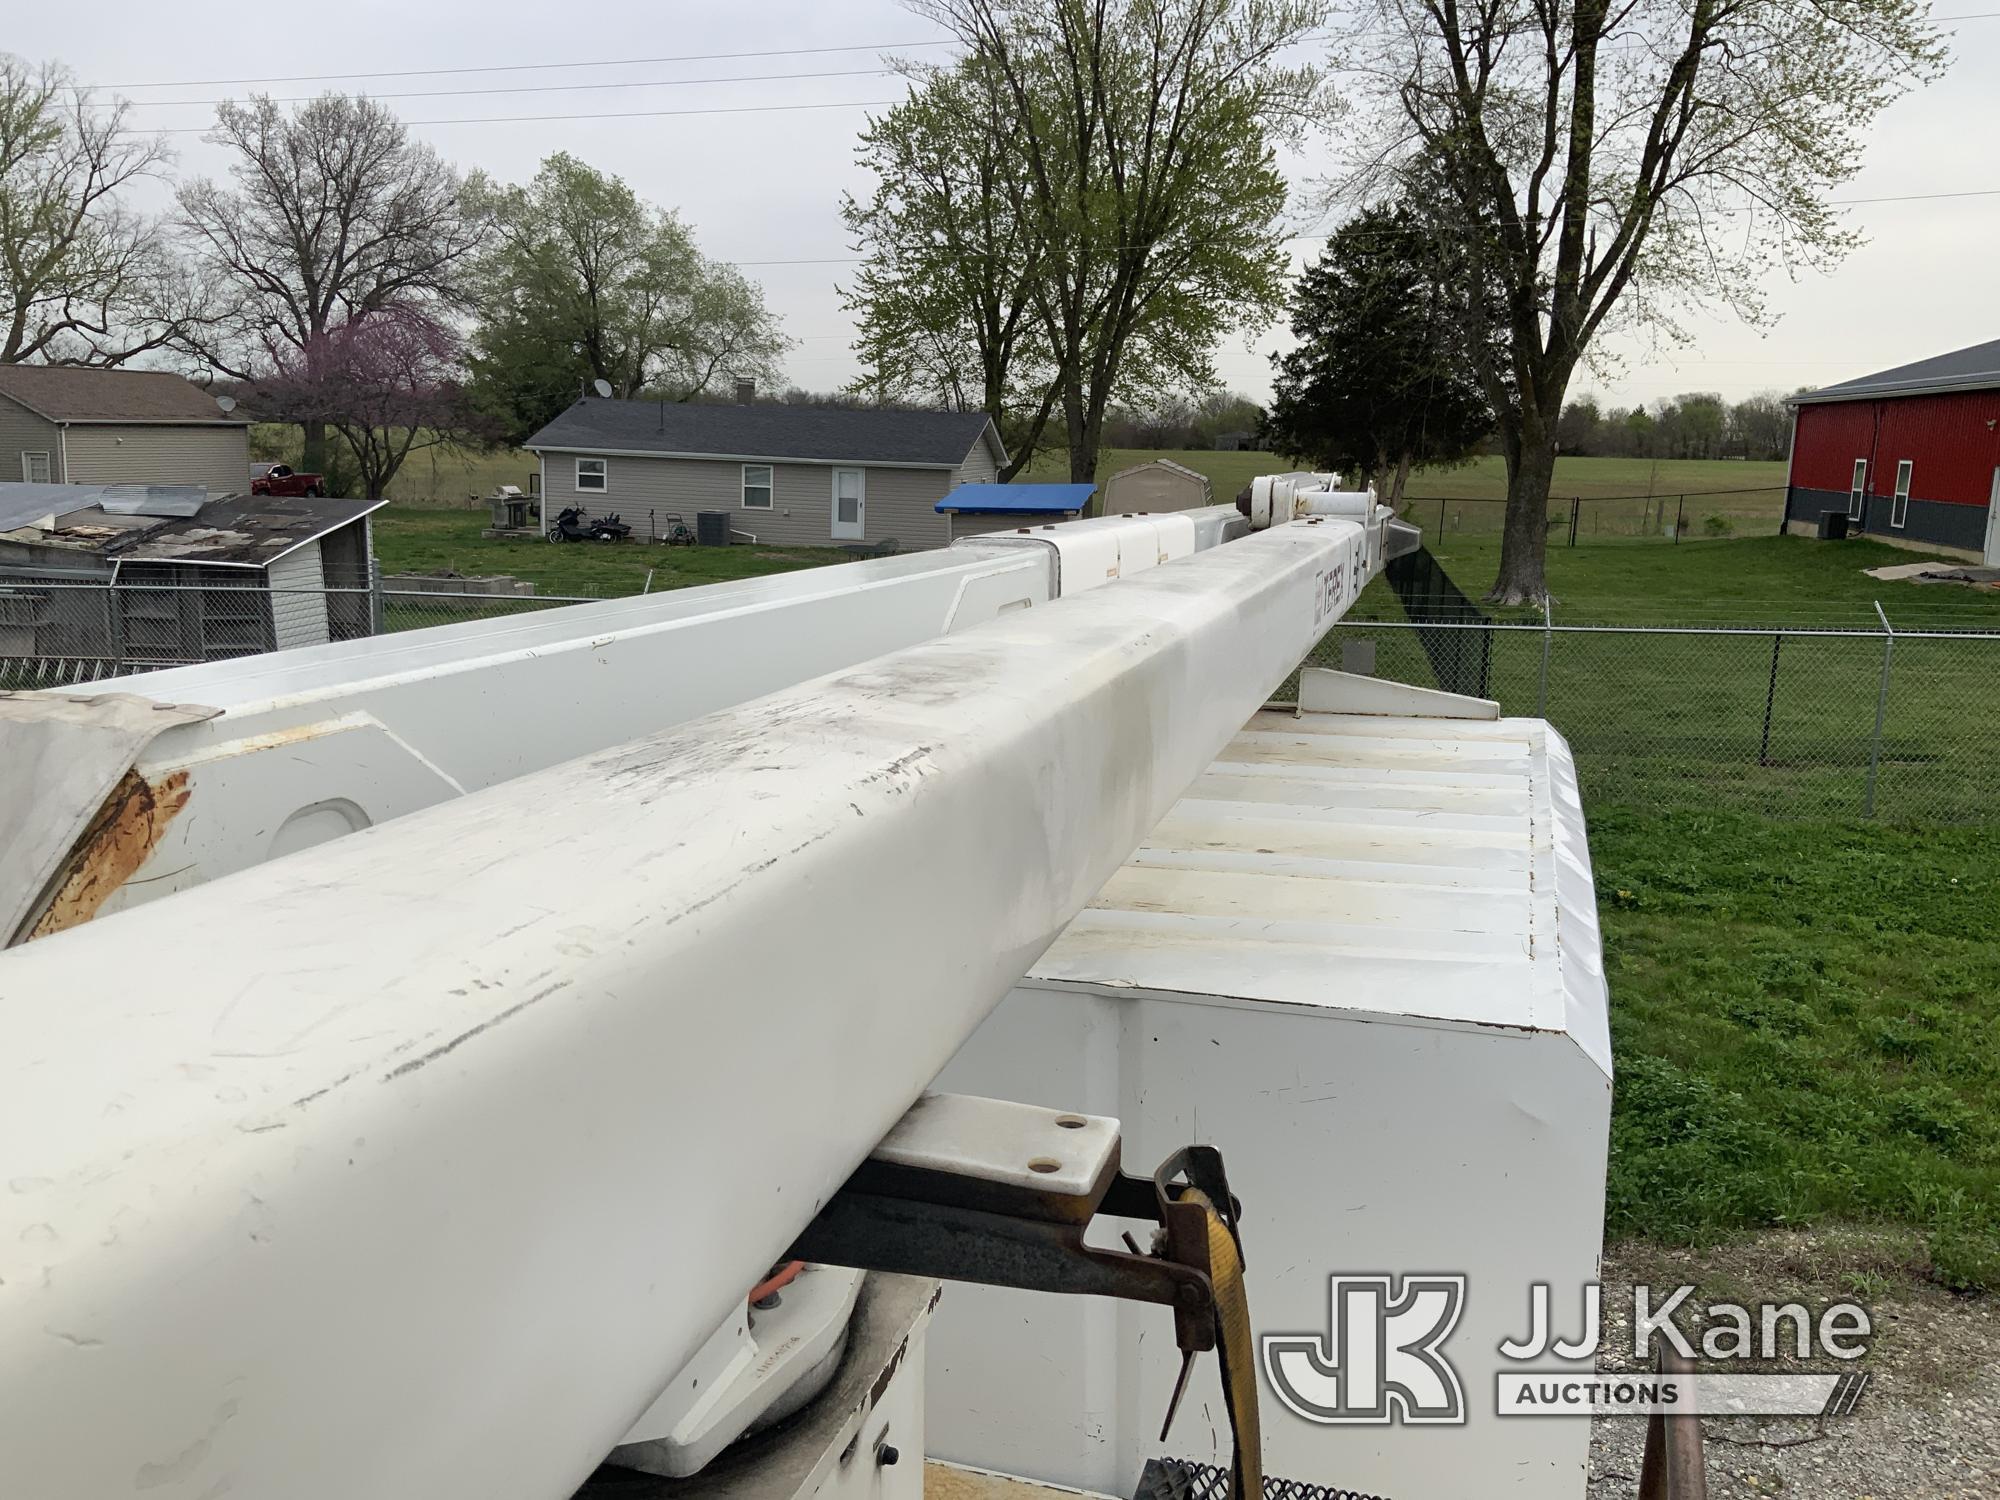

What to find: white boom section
left=0, top=515, right=1376, bottom=1500
left=1, top=508, right=1241, bottom=942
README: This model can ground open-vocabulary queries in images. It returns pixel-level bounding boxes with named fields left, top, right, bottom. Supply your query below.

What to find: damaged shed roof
left=0, top=489, right=384, bottom=570
left=112, top=494, right=387, bottom=568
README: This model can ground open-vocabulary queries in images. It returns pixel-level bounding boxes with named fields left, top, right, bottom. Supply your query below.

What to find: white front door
left=20, top=451, right=50, bottom=483
left=1985, top=468, right=2000, bottom=566
left=831, top=467, right=865, bottom=540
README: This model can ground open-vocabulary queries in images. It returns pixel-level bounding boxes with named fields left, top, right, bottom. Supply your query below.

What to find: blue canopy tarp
left=935, top=483, right=1096, bottom=515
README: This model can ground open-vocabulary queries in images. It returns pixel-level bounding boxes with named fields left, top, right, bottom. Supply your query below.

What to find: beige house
left=526, top=397, right=1005, bottom=551
left=1100, top=458, right=1213, bottom=514
left=0, top=366, right=251, bottom=494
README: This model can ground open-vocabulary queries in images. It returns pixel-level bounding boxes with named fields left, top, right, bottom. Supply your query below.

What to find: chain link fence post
left=1757, top=631, right=1783, bottom=766
left=1863, top=601, right=1896, bottom=818
left=1536, top=597, right=1554, bottom=717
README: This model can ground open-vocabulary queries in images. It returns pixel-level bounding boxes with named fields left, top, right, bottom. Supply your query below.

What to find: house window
left=20, top=451, right=50, bottom=483
left=1891, top=461, right=1912, bottom=529
left=575, top=457, right=607, bottom=493
left=1848, top=459, right=1867, bottom=523
left=742, top=464, right=774, bottom=509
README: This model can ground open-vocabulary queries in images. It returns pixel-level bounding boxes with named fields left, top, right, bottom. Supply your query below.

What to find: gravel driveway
left=1586, top=1232, right=1999, bottom=1498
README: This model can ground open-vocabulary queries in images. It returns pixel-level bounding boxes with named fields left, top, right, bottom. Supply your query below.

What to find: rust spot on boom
left=27, top=770, right=191, bottom=941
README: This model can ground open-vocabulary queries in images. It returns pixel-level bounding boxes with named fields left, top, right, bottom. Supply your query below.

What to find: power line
left=729, top=185, right=2000, bottom=268
left=83, top=40, right=956, bottom=92
left=118, top=67, right=898, bottom=110
left=146, top=98, right=902, bottom=136
left=81, top=9, right=1996, bottom=95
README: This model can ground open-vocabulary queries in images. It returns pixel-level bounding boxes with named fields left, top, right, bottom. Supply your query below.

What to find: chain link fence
left=1310, top=614, right=2000, bottom=823
left=9, top=573, right=1995, bottom=825
left=0, top=577, right=614, bottom=691
left=1409, top=485, right=1786, bottom=544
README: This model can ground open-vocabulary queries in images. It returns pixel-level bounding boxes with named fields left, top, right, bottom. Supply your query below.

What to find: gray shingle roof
left=1789, top=337, right=2000, bottom=405
left=525, top=399, right=1000, bottom=468
left=0, top=365, right=249, bottom=424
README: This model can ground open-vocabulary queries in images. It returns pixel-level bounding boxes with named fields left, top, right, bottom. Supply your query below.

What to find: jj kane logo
left=1262, top=1277, right=1875, bottom=1425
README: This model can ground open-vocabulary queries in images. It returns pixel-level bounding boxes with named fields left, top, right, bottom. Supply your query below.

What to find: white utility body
left=0, top=487, right=1611, bottom=1500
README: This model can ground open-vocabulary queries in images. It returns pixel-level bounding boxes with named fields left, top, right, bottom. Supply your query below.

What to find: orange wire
left=748, top=1260, right=806, bottom=1304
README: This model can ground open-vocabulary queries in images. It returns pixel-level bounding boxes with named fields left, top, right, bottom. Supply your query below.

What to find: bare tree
left=0, top=55, right=218, bottom=365
left=177, top=94, right=479, bottom=470
left=1339, top=0, right=1945, bottom=601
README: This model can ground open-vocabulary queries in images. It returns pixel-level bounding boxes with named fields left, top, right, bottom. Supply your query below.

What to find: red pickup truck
left=250, top=463, right=326, bottom=498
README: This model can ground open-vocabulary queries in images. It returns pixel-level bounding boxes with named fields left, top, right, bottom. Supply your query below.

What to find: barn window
left=1891, top=461, right=1912, bottom=529
left=1848, top=460, right=1867, bottom=523
left=741, top=464, right=774, bottom=510
left=575, top=458, right=607, bottom=493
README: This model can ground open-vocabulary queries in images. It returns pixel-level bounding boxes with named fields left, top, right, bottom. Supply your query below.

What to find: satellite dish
left=592, top=379, right=613, bottom=399
left=215, top=395, right=238, bottom=414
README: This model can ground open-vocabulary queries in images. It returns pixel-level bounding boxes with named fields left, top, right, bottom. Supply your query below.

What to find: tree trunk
left=1488, top=432, right=1556, bottom=605
left=302, top=419, right=328, bottom=477
left=1389, top=454, right=1413, bottom=513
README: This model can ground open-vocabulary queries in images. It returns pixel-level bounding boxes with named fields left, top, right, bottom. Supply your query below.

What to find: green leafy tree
left=878, top=0, right=1332, bottom=483
left=843, top=63, right=1055, bottom=477
left=1339, top=0, right=1946, bottom=601
left=465, top=154, right=789, bottom=445
left=1265, top=205, right=1492, bottom=508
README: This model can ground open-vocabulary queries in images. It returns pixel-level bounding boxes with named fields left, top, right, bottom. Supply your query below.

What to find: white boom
left=0, top=510, right=1392, bottom=1500
left=1, top=509, right=1257, bottom=943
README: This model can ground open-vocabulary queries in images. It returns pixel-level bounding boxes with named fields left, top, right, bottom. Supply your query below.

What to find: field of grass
left=1339, top=534, right=2000, bottom=820
left=1592, top=807, right=1999, bottom=1290
left=1333, top=535, right=2000, bottom=1287
left=1398, top=531, right=2000, bottom=626
left=372, top=507, right=846, bottom=597
left=1021, top=448, right=1790, bottom=531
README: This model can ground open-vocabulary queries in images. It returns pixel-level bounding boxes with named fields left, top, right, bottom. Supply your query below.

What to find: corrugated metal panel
left=267, top=541, right=330, bottom=649
left=1791, top=390, right=2000, bottom=506
left=62, top=426, right=251, bottom=494
left=1029, top=707, right=1609, bottom=1071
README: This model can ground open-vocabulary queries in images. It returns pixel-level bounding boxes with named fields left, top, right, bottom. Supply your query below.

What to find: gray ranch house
left=525, top=398, right=1006, bottom=551
left=0, top=365, right=251, bottom=493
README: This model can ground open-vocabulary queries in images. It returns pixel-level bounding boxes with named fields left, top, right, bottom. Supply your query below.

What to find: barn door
left=1985, top=469, right=2000, bottom=566
left=831, top=468, right=865, bottom=540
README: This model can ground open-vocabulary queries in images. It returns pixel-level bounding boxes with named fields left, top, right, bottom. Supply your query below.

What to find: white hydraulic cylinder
left=0, top=516, right=1374, bottom=1500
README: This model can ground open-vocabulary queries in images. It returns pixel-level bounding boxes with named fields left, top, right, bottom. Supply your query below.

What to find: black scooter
left=547, top=505, right=633, bottom=543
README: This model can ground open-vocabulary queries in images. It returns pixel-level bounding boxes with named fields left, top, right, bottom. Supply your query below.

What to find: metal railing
left=1310, top=610, right=2000, bottom=823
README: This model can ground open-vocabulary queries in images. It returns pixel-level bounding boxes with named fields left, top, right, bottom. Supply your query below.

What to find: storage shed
left=1784, top=337, right=2000, bottom=563
left=0, top=486, right=383, bottom=669
left=933, top=483, right=1096, bottom=541
left=1098, top=458, right=1213, bottom=514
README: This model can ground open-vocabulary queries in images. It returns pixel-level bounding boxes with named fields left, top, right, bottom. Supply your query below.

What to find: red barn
left=1785, top=337, right=2000, bottom=564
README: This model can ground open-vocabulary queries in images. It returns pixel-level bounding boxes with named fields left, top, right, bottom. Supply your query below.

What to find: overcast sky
left=11, top=1, right=1997, bottom=412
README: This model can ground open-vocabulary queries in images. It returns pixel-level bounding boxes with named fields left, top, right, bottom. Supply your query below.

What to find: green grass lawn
left=1336, top=534, right=2000, bottom=1288
left=372, top=507, right=846, bottom=597
left=1406, top=531, right=2000, bottom=626
left=1593, top=807, right=1999, bottom=1290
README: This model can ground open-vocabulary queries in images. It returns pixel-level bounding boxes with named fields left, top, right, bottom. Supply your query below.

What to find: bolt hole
left=1055, top=1115, right=1087, bottom=1129
left=1028, top=1157, right=1062, bottom=1174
